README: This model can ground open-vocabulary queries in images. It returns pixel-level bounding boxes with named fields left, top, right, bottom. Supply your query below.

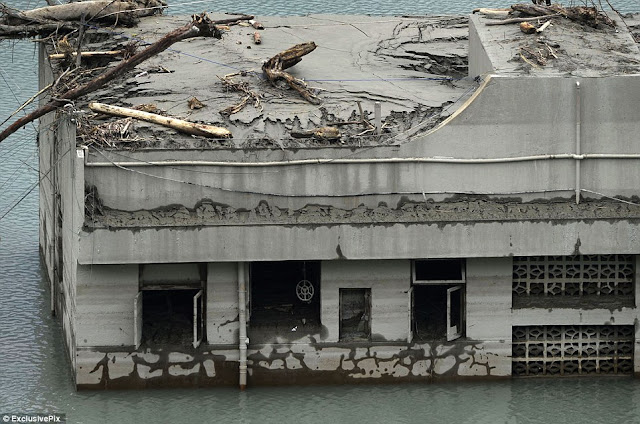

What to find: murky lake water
left=1, top=0, right=639, bottom=422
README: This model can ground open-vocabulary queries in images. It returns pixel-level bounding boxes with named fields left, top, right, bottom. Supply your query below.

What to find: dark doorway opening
left=249, top=261, right=321, bottom=340
left=413, top=284, right=463, bottom=341
left=339, top=288, right=371, bottom=341
left=141, top=289, right=200, bottom=346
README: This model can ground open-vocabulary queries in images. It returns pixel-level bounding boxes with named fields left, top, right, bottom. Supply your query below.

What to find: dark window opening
left=340, top=288, right=371, bottom=341
left=413, top=284, right=464, bottom=341
left=415, top=259, right=464, bottom=281
left=249, top=261, right=321, bottom=339
left=140, top=289, right=201, bottom=347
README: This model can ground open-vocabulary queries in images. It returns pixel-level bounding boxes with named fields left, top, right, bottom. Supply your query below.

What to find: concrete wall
left=80, top=219, right=640, bottom=264
left=321, top=260, right=410, bottom=342
left=206, top=262, right=239, bottom=345
left=75, top=264, right=139, bottom=347
left=37, top=44, right=56, bottom=287
left=466, top=257, right=511, bottom=341
left=468, top=16, right=493, bottom=78
left=84, top=74, right=640, bottom=213
left=141, top=263, right=200, bottom=284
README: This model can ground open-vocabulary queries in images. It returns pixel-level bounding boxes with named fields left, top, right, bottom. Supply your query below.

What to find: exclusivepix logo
left=2, top=414, right=64, bottom=423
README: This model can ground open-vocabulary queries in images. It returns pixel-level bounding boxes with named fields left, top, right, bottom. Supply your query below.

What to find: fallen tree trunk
left=262, top=42, right=319, bottom=104
left=49, top=50, right=124, bottom=60
left=19, top=1, right=136, bottom=22
left=89, top=102, right=232, bottom=138
left=0, top=13, right=220, bottom=143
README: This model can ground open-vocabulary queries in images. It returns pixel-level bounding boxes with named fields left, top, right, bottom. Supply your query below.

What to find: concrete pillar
left=465, top=257, right=513, bottom=376
left=206, top=262, right=240, bottom=345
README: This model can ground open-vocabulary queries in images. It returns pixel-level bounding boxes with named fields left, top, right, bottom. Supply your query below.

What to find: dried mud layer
left=85, top=192, right=640, bottom=229
left=473, top=12, right=640, bottom=76
left=52, top=14, right=475, bottom=149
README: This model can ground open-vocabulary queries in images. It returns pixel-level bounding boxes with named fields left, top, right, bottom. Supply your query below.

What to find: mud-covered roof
left=64, top=14, right=476, bottom=149
left=470, top=12, right=640, bottom=77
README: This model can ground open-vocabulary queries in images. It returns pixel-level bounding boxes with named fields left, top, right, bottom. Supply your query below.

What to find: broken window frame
left=134, top=267, right=206, bottom=349
left=446, top=285, right=464, bottom=341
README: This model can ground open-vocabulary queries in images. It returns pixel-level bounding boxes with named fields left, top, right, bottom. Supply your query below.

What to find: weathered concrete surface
left=82, top=73, right=640, bottom=213
left=466, top=258, right=511, bottom=342
left=469, top=13, right=640, bottom=77
left=76, top=264, right=138, bottom=347
left=78, top=219, right=640, bottom=264
left=76, top=14, right=473, bottom=148
left=206, top=262, right=240, bottom=345
left=321, top=260, right=410, bottom=343
left=87, top=197, right=640, bottom=228
left=75, top=340, right=509, bottom=389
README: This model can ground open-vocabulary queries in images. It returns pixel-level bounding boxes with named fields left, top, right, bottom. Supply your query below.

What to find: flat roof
left=470, top=12, right=640, bottom=77
left=69, top=14, right=476, bottom=149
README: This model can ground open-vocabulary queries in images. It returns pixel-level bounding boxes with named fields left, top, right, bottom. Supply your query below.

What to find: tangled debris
left=262, top=42, right=320, bottom=104
left=218, top=72, right=263, bottom=117
left=476, top=3, right=636, bottom=71
left=0, top=12, right=225, bottom=142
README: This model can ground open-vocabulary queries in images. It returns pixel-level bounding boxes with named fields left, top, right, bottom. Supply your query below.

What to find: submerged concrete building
left=38, top=12, right=640, bottom=389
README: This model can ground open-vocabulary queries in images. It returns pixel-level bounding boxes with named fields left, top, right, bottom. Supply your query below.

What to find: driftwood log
left=49, top=50, right=124, bottom=60
left=472, top=8, right=510, bottom=16
left=0, top=13, right=221, bottom=143
left=291, top=126, right=340, bottom=140
left=89, top=102, right=231, bottom=138
left=262, top=42, right=319, bottom=104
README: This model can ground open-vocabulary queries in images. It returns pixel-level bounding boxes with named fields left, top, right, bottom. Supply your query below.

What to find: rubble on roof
left=59, top=14, right=476, bottom=149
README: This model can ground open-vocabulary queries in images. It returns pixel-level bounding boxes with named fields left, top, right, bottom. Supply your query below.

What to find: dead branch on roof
left=485, top=14, right=560, bottom=25
left=291, top=126, right=340, bottom=140
left=89, top=102, right=232, bottom=138
left=0, top=13, right=221, bottom=143
left=211, top=14, right=254, bottom=25
left=330, top=101, right=376, bottom=132
left=262, top=42, right=320, bottom=104
left=49, top=50, right=124, bottom=60
left=472, top=8, right=510, bottom=16
left=79, top=117, right=137, bottom=147
left=218, top=73, right=263, bottom=116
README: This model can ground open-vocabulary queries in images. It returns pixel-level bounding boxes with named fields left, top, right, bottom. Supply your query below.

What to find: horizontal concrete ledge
left=78, top=219, right=640, bottom=264
left=83, top=153, right=640, bottom=168
left=512, top=308, right=637, bottom=327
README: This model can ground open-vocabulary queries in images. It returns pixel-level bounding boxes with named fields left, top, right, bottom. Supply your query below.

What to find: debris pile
left=474, top=3, right=637, bottom=71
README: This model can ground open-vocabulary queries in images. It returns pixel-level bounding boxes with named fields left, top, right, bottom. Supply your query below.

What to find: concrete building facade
left=37, top=13, right=640, bottom=389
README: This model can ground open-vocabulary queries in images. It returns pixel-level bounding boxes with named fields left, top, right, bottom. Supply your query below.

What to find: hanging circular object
left=296, top=279, right=314, bottom=302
